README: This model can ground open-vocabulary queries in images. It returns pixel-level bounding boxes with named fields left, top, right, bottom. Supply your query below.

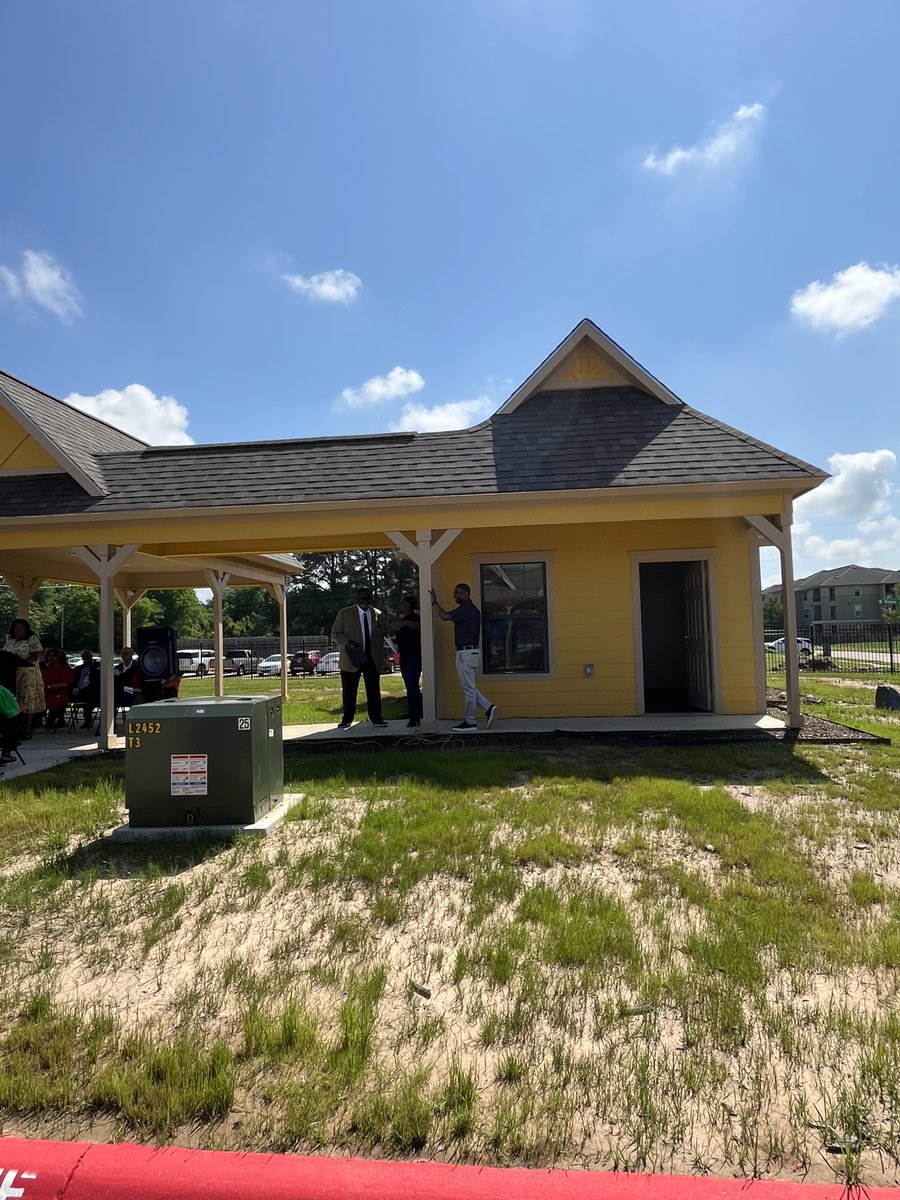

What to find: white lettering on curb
left=0, top=1169, right=26, bottom=1199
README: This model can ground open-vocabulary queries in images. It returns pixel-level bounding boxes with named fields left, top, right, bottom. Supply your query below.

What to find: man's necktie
left=363, top=612, right=371, bottom=658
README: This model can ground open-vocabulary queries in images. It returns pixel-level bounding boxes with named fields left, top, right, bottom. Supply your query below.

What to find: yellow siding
left=4, top=488, right=790, bottom=553
left=431, top=517, right=758, bottom=719
left=0, top=410, right=58, bottom=469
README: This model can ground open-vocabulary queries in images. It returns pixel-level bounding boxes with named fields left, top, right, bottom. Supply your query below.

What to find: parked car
left=765, top=637, right=813, bottom=655
left=383, top=648, right=400, bottom=673
left=315, top=651, right=341, bottom=674
left=257, top=653, right=287, bottom=677
left=178, top=649, right=216, bottom=676
left=221, top=649, right=259, bottom=676
left=289, top=649, right=321, bottom=675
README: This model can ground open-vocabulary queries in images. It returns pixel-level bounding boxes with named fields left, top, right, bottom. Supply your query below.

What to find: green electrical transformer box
left=125, top=695, right=283, bottom=828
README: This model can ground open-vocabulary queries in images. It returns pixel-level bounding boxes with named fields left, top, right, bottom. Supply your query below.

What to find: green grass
left=178, top=671, right=408, bottom=725
left=0, top=673, right=898, bottom=1183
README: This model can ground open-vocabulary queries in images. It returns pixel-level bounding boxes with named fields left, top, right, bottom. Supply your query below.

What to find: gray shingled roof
left=0, top=369, right=147, bottom=493
left=794, top=565, right=900, bottom=588
left=0, top=385, right=826, bottom=519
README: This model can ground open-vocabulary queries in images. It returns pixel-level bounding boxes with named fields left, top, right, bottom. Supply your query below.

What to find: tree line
left=0, top=551, right=418, bottom=652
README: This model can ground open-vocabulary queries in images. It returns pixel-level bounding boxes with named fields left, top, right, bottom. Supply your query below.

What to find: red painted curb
left=0, top=1138, right=895, bottom=1200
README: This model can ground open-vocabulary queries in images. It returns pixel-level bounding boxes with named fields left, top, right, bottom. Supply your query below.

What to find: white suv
left=178, top=649, right=215, bottom=676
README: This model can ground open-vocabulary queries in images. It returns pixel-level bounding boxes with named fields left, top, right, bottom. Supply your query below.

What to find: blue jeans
left=400, top=655, right=422, bottom=723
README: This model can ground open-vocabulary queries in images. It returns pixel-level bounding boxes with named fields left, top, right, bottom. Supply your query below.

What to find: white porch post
left=73, top=545, right=139, bottom=749
left=745, top=511, right=803, bottom=730
left=114, top=588, right=147, bottom=649
left=267, top=580, right=289, bottom=700
left=386, top=529, right=461, bottom=728
left=205, top=570, right=230, bottom=698
left=4, top=575, right=43, bottom=618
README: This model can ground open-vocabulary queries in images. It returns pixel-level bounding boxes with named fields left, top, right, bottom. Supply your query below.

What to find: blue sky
left=2, top=0, right=899, bottom=585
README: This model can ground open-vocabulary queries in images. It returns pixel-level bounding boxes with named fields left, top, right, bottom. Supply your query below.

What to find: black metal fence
left=175, top=635, right=335, bottom=677
left=764, top=623, right=899, bottom=675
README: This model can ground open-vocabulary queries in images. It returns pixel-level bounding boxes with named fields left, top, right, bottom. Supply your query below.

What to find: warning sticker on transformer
left=171, top=753, right=208, bottom=796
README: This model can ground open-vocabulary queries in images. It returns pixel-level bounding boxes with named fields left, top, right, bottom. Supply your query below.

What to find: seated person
left=115, top=646, right=144, bottom=707
left=70, top=649, right=101, bottom=729
left=0, top=684, right=19, bottom=765
left=141, top=669, right=181, bottom=703
left=41, top=647, right=75, bottom=730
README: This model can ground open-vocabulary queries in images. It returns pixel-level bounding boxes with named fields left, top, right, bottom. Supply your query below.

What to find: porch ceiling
left=0, top=545, right=297, bottom=590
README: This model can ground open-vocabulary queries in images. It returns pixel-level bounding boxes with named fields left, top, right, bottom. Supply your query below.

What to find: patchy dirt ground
left=1, top=725, right=899, bottom=1186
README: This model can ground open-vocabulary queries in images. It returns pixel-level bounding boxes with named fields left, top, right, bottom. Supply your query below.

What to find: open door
left=683, top=559, right=713, bottom=711
left=639, top=559, right=714, bottom=713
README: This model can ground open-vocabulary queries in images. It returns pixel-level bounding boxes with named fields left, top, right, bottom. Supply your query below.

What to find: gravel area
left=765, top=688, right=886, bottom=743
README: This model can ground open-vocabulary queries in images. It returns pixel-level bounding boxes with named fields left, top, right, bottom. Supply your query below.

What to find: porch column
left=386, top=529, right=461, bottom=728
left=205, top=570, right=230, bottom=698
left=262, top=582, right=289, bottom=703
left=73, top=544, right=140, bottom=749
left=114, top=588, right=147, bottom=649
left=744, top=511, right=803, bottom=730
left=4, top=574, right=43, bottom=618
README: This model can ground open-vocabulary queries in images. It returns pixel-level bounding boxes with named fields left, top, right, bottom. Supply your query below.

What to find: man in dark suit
left=70, top=649, right=101, bottom=728
left=330, top=587, right=388, bottom=729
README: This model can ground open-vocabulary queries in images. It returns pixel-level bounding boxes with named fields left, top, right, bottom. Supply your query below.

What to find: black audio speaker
left=136, top=626, right=178, bottom=681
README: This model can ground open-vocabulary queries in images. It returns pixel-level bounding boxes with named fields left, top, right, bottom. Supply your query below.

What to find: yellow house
left=0, top=319, right=825, bottom=744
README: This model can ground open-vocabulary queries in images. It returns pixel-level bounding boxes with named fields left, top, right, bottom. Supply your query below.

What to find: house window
left=830, top=605, right=837, bottom=619
left=813, top=588, right=821, bottom=601
left=854, top=588, right=861, bottom=597
left=829, top=588, right=836, bottom=600
left=814, top=605, right=822, bottom=620
left=480, top=560, right=549, bottom=674
left=855, top=604, right=863, bottom=618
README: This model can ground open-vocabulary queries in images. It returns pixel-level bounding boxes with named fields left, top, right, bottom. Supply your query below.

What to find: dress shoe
left=406, top=720, right=421, bottom=728
left=337, top=721, right=353, bottom=730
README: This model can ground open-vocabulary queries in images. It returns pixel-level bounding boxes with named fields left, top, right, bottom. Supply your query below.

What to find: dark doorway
left=639, top=560, right=713, bottom=713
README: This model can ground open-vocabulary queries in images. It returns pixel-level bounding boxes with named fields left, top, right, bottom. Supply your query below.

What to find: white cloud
left=761, top=449, right=899, bottom=585
left=282, top=268, right=362, bottom=303
left=643, top=102, right=765, bottom=176
left=790, top=262, right=900, bottom=334
left=795, top=449, right=895, bottom=522
left=392, top=396, right=494, bottom=432
left=64, top=384, right=194, bottom=445
left=337, top=366, right=424, bottom=410
left=0, top=249, right=83, bottom=320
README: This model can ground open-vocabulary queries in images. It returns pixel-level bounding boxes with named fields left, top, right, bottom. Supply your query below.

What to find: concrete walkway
left=0, top=711, right=786, bottom=782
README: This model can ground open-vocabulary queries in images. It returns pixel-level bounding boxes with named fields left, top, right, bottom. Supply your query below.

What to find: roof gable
left=0, top=371, right=147, bottom=497
left=500, top=318, right=681, bottom=414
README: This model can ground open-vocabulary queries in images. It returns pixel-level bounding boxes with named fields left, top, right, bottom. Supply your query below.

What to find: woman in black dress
left=394, top=596, right=422, bottom=728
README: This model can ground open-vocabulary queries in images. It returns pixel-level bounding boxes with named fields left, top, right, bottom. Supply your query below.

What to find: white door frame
left=630, top=548, right=721, bottom=716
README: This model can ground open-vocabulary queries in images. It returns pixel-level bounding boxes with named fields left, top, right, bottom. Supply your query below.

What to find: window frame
left=472, top=552, right=554, bottom=680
